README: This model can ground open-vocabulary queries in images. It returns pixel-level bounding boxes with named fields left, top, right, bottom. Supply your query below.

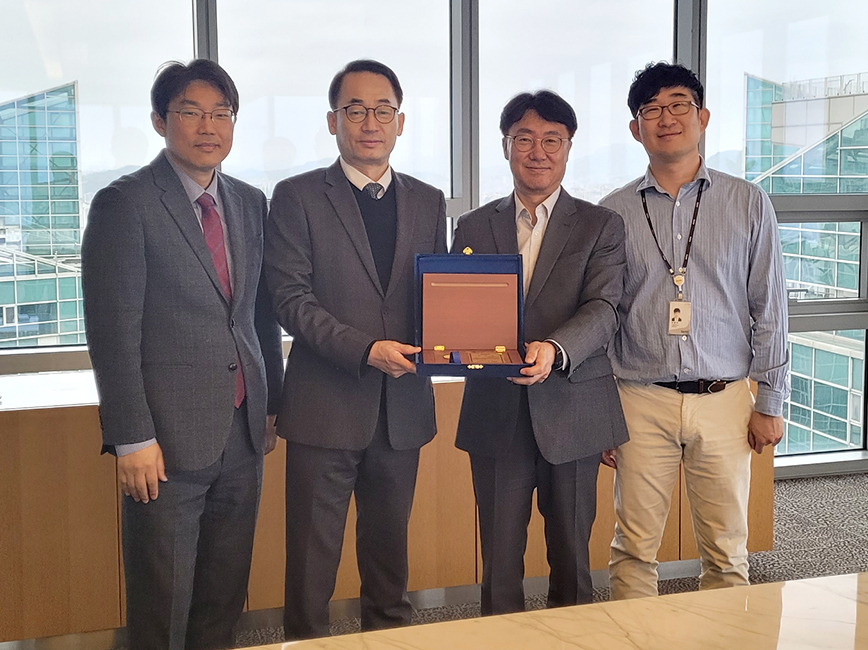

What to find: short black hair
left=151, top=59, right=239, bottom=119
left=328, top=59, right=403, bottom=109
left=499, top=91, right=577, bottom=137
left=627, top=62, right=704, bottom=117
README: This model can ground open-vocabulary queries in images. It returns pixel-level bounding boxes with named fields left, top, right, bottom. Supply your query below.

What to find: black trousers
left=123, top=403, right=262, bottom=650
left=283, top=399, right=420, bottom=640
left=470, top=391, right=600, bottom=615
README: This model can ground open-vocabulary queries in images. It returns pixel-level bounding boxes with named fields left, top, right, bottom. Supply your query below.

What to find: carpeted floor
left=231, top=474, right=868, bottom=645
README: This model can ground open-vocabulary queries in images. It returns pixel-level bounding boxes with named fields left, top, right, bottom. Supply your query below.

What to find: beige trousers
left=609, top=379, right=754, bottom=600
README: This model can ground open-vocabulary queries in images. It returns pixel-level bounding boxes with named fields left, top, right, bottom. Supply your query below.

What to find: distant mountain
left=82, top=166, right=140, bottom=198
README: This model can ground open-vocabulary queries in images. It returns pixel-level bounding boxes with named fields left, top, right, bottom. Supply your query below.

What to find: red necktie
left=197, top=192, right=245, bottom=408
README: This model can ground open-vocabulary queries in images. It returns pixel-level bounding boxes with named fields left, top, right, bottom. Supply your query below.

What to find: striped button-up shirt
left=599, top=159, right=789, bottom=416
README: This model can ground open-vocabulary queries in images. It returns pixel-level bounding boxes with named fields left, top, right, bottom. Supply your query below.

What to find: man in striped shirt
left=600, top=62, right=789, bottom=600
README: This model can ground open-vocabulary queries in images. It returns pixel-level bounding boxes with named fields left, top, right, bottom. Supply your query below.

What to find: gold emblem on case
left=468, top=364, right=484, bottom=369
left=462, top=247, right=473, bottom=255
left=495, top=345, right=506, bottom=353
left=434, top=345, right=445, bottom=351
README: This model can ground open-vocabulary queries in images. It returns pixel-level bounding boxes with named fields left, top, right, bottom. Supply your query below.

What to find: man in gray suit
left=264, top=60, right=446, bottom=640
left=82, top=60, right=283, bottom=650
left=451, top=91, right=628, bottom=615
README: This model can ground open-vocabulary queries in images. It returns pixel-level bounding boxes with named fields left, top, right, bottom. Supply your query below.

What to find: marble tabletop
left=242, top=573, right=868, bottom=650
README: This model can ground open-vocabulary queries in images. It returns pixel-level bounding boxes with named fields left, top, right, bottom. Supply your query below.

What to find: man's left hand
left=264, top=414, right=278, bottom=455
left=747, top=411, right=784, bottom=454
left=510, top=341, right=556, bottom=386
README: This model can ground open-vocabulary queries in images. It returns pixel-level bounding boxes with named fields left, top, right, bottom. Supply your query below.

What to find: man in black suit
left=451, top=91, right=628, bottom=615
left=264, top=60, right=447, bottom=640
left=82, top=60, right=283, bottom=650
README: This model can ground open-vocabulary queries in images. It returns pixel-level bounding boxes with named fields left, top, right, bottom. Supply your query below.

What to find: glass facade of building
left=782, top=330, right=864, bottom=454
left=743, top=73, right=868, bottom=456
left=0, top=83, right=84, bottom=347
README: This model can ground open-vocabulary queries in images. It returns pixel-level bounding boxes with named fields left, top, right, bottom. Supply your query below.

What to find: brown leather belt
left=653, top=379, right=732, bottom=394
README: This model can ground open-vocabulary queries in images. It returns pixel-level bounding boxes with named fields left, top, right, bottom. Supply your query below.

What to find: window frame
left=3, top=0, right=868, bottom=476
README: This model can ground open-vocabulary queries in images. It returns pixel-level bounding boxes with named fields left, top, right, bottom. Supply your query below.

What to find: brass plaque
left=469, top=351, right=505, bottom=364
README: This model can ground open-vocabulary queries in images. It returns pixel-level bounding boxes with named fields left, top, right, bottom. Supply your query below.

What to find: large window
left=218, top=0, right=451, bottom=198
left=4, top=0, right=868, bottom=469
left=0, top=1, right=192, bottom=348
left=707, top=1, right=868, bottom=457
left=478, top=0, right=672, bottom=205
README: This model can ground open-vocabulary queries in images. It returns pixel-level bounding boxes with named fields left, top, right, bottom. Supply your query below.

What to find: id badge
left=668, top=301, right=691, bottom=335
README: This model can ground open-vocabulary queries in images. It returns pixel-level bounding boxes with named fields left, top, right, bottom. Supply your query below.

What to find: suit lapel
left=152, top=153, right=230, bottom=306
left=324, top=161, right=384, bottom=296
left=218, top=173, right=247, bottom=311
left=525, top=190, right=578, bottom=310
left=385, top=172, right=413, bottom=300
left=489, top=195, right=519, bottom=254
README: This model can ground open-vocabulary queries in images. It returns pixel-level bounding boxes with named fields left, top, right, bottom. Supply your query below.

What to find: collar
left=165, top=151, right=221, bottom=206
left=514, top=186, right=561, bottom=225
left=339, top=157, right=393, bottom=195
left=636, top=157, right=712, bottom=195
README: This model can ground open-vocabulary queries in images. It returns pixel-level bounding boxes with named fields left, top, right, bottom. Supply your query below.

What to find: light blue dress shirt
left=600, top=159, right=790, bottom=416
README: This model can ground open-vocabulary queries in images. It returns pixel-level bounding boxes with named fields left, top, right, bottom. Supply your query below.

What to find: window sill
left=775, top=450, right=868, bottom=479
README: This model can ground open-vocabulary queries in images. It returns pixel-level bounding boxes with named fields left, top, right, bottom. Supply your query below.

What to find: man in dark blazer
left=451, top=91, right=629, bottom=615
left=81, top=60, right=283, bottom=650
left=264, top=59, right=446, bottom=640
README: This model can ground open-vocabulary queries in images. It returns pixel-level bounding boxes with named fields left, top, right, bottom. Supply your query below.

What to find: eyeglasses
left=169, top=108, right=237, bottom=124
left=505, top=135, right=571, bottom=154
left=636, top=100, right=700, bottom=120
left=335, top=104, right=400, bottom=124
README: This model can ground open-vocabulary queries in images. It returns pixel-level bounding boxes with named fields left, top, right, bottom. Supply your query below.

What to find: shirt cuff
left=754, top=386, right=785, bottom=418
left=545, top=339, right=569, bottom=371
left=114, top=439, right=157, bottom=457
left=360, top=340, right=377, bottom=375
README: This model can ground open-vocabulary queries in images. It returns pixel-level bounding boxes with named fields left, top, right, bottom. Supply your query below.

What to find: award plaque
left=414, top=253, right=529, bottom=377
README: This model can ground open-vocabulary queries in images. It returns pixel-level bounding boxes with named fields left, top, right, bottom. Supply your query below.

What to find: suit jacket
left=452, top=190, right=629, bottom=465
left=265, top=159, right=447, bottom=451
left=82, top=151, right=284, bottom=472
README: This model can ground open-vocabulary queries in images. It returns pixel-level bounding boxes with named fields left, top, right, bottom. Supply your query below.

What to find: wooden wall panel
left=0, top=406, right=120, bottom=642
left=247, top=438, right=288, bottom=611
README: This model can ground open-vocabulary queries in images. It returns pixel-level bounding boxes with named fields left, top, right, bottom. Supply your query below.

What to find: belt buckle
left=704, top=380, right=726, bottom=394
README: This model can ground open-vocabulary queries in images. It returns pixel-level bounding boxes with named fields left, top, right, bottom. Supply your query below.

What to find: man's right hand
left=367, top=340, right=420, bottom=378
left=117, top=443, right=167, bottom=503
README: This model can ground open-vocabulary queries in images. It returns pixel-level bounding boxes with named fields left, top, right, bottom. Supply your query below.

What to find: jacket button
left=228, top=362, right=238, bottom=371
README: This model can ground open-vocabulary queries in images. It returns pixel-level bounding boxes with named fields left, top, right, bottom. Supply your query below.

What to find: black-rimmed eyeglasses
left=505, top=135, right=571, bottom=154
left=636, top=101, right=700, bottom=120
left=334, top=104, right=400, bottom=124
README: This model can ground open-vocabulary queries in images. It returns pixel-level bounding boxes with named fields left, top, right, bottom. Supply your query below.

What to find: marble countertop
left=243, top=573, right=868, bottom=650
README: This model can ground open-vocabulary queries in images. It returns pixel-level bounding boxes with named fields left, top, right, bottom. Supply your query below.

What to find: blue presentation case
left=414, top=253, right=530, bottom=378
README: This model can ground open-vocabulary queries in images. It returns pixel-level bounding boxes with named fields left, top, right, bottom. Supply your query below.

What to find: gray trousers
left=470, top=391, right=600, bottom=615
left=122, top=403, right=262, bottom=650
left=283, top=399, right=420, bottom=640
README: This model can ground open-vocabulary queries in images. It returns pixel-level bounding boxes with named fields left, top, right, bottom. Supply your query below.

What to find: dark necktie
left=364, top=182, right=384, bottom=199
left=196, top=192, right=245, bottom=408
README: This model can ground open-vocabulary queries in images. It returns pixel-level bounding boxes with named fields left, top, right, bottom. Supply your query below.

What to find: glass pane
left=0, top=1, right=192, bottom=348
left=707, top=2, right=868, bottom=195
left=780, top=330, right=865, bottom=456
left=479, top=0, right=673, bottom=204
left=219, top=1, right=450, bottom=198
left=781, top=222, right=861, bottom=300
